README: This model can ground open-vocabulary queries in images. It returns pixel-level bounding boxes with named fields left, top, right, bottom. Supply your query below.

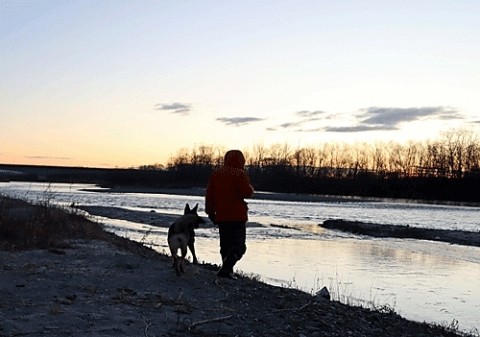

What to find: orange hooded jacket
left=205, top=150, right=254, bottom=223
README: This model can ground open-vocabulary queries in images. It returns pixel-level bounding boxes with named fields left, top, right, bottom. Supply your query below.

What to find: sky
left=1, top=0, right=479, bottom=168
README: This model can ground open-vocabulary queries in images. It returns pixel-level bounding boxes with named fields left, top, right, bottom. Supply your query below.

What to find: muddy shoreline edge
left=321, top=219, right=480, bottom=248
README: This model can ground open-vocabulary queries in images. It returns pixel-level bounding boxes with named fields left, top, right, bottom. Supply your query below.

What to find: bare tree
left=388, top=141, right=421, bottom=177
left=371, top=142, right=387, bottom=175
left=267, top=143, right=292, bottom=166
left=441, top=129, right=476, bottom=178
left=250, top=143, right=267, bottom=168
left=168, top=148, right=190, bottom=168
left=303, top=147, right=319, bottom=177
left=465, top=141, right=480, bottom=172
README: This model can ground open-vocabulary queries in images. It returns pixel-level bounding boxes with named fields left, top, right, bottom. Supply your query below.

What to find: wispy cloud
left=25, top=156, right=72, bottom=161
left=270, top=110, right=328, bottom=131
left=296, top=110, right=327, bottom=120
left=269, top=106, right=464, bottom=133
left=324, top=125, right=397, bottom=133
left=325, top=106, right=463, bottom=133
left=279, top=121, right=303, bottom=129
left=155, top=102, right=192, bottom=115
left=357, top=106, right=462, bottom=129
left=216, top=117, right=264, bottom=126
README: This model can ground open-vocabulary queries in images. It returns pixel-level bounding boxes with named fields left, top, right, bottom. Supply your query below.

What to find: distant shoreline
left=85, top=185, right=480, bottom=207
left=82, top=185, right=372, bottom=203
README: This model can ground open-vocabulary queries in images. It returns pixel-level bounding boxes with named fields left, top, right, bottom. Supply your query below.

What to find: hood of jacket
left=224, top=150, right=246, bottom=169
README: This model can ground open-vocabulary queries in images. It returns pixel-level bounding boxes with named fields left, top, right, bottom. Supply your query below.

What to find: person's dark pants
left=218, top=222, right=247, bottom=272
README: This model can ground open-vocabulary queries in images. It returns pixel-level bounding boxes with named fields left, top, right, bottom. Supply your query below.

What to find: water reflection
left=235, top=236, right=480, bottom=331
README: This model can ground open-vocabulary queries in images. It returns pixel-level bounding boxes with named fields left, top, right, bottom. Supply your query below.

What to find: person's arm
left=205, top=175, right=216, bottom=222
left=238, top=173, right=254, bottom=198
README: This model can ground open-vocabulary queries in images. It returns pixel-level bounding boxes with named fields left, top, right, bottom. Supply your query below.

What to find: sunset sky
left=1, top=0, right=479, bottom=168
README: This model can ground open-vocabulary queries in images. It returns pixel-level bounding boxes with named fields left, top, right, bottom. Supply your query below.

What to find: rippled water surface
left=1, top=182, right=479, bottom=332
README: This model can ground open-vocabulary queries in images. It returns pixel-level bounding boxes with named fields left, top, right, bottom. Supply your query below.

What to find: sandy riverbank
left=321, top=219, right=480, bottom=248
left=0, top=196, right=473, bottom=336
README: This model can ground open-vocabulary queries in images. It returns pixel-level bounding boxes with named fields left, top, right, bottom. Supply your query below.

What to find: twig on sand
left=214, top=279, right=230, bottom=300
left=142, top=315, right=152, bottom=337
left=189, top=314, right=234, bottom=330
left=177, top=290, right=184, bottom=302
left=272, top=299, right=312, bottom=312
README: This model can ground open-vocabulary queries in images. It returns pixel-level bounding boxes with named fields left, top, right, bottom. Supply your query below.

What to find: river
left=1, top=181, right=479, bottom=333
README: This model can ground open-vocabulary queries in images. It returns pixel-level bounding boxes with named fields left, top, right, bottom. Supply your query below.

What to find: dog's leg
left=172, top=256, right=181, bottom=276
left=175, top=259, right=182, bottom=276
left=188, top=240, right=198, bottom=264
left=170, top=247, right=181, bottom=276
left=188, top=229, right=198, bottom=264
left=180, top=246, right=187, bottom=273
left=169, top=245, right=176, bottom=267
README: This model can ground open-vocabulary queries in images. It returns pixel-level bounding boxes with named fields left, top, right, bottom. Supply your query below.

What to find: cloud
left=155, top=102, right=192, bottom=115
left=216, top=117, right=264, bottom=126
left=279, top=121, right=303, bottom=129
left=296, top=110, right=327, bottom=119
left=324, top=125, right=397, bottom=133
left=274, top=110, right=328, bottom=130
left=25, top=156, right=72, bottom=161
left=294, top=127, right=324, bottom=132
left=322, top=106, right=463, bottom=133
left=269, top=106, right=464, bottom=134
left=357, top=106, right=462, bottom=129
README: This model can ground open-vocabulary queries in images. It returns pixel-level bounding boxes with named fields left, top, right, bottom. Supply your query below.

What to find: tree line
left=138, top=129, right=479, bottom=202
left=163, top=129, right=480, bottom=179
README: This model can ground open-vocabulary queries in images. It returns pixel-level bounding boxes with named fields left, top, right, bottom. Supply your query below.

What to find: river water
left=1, top=182, right=479, bottom=333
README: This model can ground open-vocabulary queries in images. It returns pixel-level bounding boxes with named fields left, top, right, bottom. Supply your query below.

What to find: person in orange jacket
left=205, top=150, right=254, bottom=279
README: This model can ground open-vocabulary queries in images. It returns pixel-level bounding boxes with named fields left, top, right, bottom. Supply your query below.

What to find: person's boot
left=217, top=254, right=237, bottom=279
left=217, top=267, right=237, bottom=280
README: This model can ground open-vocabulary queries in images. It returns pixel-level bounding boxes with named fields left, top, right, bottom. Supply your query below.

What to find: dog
left=167, top=203, right=204, bottom=275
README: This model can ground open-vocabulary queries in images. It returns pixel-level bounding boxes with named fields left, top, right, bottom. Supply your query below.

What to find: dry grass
left=0, top=196, right=154, bottom=256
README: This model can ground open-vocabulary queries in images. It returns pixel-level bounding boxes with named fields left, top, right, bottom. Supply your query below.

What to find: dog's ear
left=184, top=203, right=191, bottom=214
left=192, top=203, right=199, bottom=213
